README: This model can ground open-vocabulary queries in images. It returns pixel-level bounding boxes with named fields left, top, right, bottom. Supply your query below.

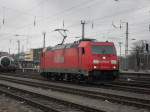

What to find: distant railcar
left=40, top=39, right=119, bottom=82
left=0, top=56, right=17, bottom=72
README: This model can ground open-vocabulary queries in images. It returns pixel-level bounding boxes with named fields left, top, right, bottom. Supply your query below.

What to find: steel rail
left=0, top=87, right=63, bottom=112
left=0, top=75, right=150, bottom=109
left=1, top=73, right=150, bottom=94
left=0, top=84, right=104, bottom=112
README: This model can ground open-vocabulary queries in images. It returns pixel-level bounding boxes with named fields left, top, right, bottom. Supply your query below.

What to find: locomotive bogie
left=88, top=70, right=119, bottom=82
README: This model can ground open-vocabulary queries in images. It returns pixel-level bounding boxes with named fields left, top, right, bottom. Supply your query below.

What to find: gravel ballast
left=0, top=94, right=43, bottom=112
left=0, top=80, right=149, bottom=112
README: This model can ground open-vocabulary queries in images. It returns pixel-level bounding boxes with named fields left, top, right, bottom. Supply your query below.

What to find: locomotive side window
left=92, top=46, right=116, bottom=54
left=81, top=47, right=85, bottom=55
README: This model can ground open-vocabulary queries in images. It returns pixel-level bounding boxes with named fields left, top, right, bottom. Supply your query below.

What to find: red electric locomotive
left=40, top=39, right=119, bottom=82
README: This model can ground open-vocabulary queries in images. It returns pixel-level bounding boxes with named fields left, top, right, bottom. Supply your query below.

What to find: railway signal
left=146, top=43, right=149, bottom=52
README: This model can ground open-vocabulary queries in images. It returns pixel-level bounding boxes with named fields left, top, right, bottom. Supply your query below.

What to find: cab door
left=78, top=47, right=85, bottom=69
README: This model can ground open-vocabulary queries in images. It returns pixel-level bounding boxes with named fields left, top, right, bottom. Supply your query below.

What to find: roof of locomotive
left=50, top=43, right=78, bottom=50
left=49, top=38, right=114, bottom=50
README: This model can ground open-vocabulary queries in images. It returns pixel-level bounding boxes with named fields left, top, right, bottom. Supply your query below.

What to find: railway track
left=0, top=81, right=104, bottom=112
left=0, top=85, right=61, bottom=112
left=103, top=83, right=150, bottom=95
left=5, top=71, right=150, bottom=85
left=15, top=70, right=150, bottom=81
left=0, top=74, right=150, bottom=110
left=1, top=72, right=150, bottom=95
left=119, top=75, right=150, bottom=84
left=2, top=71, right=150, bottom=83
left=120, top=72, right=150, bottom=78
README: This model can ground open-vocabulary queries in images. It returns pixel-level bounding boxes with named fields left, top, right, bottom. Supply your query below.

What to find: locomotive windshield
left=92, top=45, right=116, bottom=54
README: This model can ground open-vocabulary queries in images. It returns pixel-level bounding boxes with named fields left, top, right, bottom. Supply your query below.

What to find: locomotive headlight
left=113, top=66, right=116, bottom=69
left=93, top=59, right=100, bottom=64
left=102, top=56, right=106, bottom=59
left=94, top=66, right=97, bottom=69
left=111, top=60, right=117, bottom=64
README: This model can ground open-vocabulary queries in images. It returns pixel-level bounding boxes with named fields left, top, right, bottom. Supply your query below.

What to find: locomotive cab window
left=92, top=46, right=116, bottom=54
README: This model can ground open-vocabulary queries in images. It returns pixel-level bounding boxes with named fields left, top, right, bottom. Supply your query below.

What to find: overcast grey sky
left=0, top=0, right=150, bottom=55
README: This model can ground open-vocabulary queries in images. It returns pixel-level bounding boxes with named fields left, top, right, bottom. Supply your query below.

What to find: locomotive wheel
left=59, top=73, right=64, bottom=81
left=85, top=76, right=93, bottom=84
left=71, top=74, right=80, bottom=84
left=54, top=74, right=60, bottom=81
left=66, top=74, right=72, bottom=82
left=46, top=73, right=51, bottom=80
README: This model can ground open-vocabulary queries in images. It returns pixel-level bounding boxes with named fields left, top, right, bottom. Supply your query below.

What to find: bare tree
left=128, top=40, right=150, bottom=71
